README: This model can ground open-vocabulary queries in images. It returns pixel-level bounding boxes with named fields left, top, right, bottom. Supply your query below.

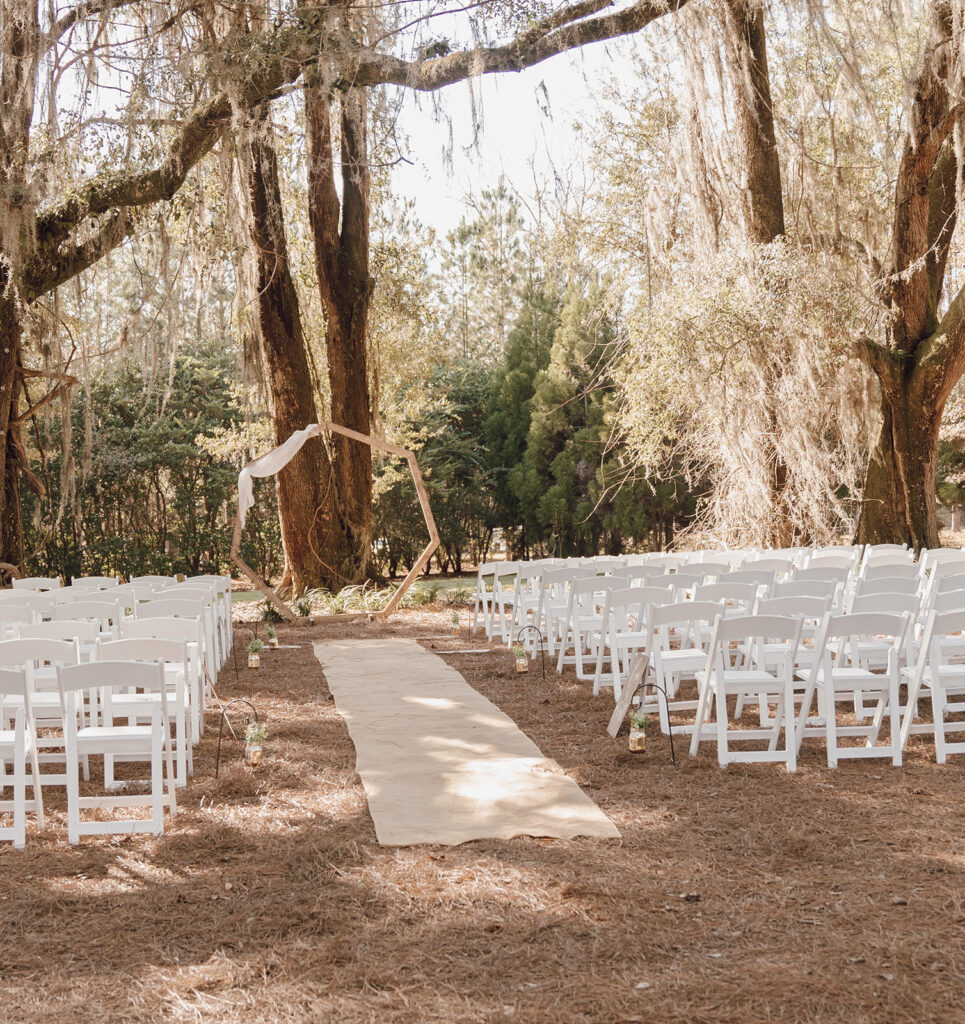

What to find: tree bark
left=240, top=113, right=335, bottom=595
left=0, top=298, right=25, bottom=572
left=722, top=0, right=792, bottom=546
left=306, top=80, right=374, bottom=584
left=854, top=8, right=965, bottom=548
left=723, top=0, right=785, bottom=244
left=856, top=355, right=944, bottom=549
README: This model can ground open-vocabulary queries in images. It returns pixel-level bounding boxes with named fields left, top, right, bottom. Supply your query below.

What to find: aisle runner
left=314, top=638, right=620, bottom=846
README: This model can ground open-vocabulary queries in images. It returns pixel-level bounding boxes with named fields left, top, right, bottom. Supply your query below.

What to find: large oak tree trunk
left=853, top=10, right=965, bottom=550
left=306, top=81, right=374, bottom=583
left=856, top=357, right=945, bottom=549
left=723, top=0, right=792, bottom=547
left=241, top=114, right=336, bottom=595
left=0, top=297, right=25, bottom=572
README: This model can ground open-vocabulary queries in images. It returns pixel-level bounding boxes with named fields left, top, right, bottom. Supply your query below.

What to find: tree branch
left=349, top=0, right=693, bottom=90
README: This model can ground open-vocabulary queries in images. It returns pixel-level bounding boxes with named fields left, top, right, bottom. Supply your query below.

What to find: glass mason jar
left=245, top=741, right=263, bottom=767
left=515, top=655, right=529, bottom=674
left=628, top=725, right=647, bottom=752
left=248, top=653, right=261, bottom=669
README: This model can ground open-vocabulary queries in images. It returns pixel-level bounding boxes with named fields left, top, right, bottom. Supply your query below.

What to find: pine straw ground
left=2, top=609, right=965, bottom=1024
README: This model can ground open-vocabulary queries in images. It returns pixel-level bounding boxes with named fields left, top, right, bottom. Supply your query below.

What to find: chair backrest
left=771, top=579, right=839, bottom=602
left=0, top=603, right=36, bottom=622
left=11, top=576, right=61, bottom=591
left=138, top=597, right=206, bottom=618
left=849, top=592, right=920, bottom=617
left=919, top=609, right=965, bottom=669
left=692, top=582, right=760, bottom=609
left=718, top=569, right=775, bottom=588
left=56, top=660, right=168, bottom=727
left=96, top=636, right=189, bottom=666
left=51, top=599, right=122, bottom=627
left=119, top=616, right=203, bottom=645
left=648, top=600, right=726, bottom=652
left=608, top=565, right=662, bottom=582
left=742, top=558, right=792, bottom=575
left=708, top=614, right=804, bottom=675
left=929, top=588, right=965, bottom=613
left=0, top=636, right=80, bottom=672
left=793, top=566, right=851, bottom=585
left=754, top=595, right=831, bottom=619
left=70, top=576, right=119, bottom=589
left=855, top=576, right=920, bottom=598
left=51, top=586, right=104, bottom=604
left=934, top=572, right=965, bottom=594
left=807, top=552, right=859, bottom=570
left=815, top=611, right=910, bottom=663
left=130, top=575, right=178, bottom=586
left=863, top=562, right=918, bottom=581
left=603, top=586, right=674, bottom=625
left=18, top=620, right=100, bottom=644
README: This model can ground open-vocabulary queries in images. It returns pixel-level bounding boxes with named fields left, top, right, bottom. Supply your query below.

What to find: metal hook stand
left=215, top=698, right=259, bottom=778
left=231, top=624, right=258, bottom=680
left=515, top=625, right=546, bottom=680
left=631, top=679, right=676, bottom=765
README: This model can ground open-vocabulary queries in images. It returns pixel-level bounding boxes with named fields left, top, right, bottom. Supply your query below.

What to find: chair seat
left=815, top=666, right=887, bottom=686
left=76, top=724, right=155, bottom=754
left=698, top=669, right=785, bottom=692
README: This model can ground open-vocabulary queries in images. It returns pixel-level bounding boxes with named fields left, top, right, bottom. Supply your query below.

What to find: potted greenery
left=247, top=638, right=264, bottom=669
left=266, top=624, right=279, bottom=649
left=628, top=708, right=650, bottom=752
left=513, top=644, right=529, bottom=674
left=245, top=721, right=267, bottom=767
left=450, top=610, right=461, bottom=636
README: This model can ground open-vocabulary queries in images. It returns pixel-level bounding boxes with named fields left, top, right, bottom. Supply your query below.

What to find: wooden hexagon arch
left=230, top=422, right=440, bottom=622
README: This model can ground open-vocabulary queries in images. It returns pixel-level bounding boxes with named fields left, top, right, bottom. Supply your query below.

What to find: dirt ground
left=2, top=608, right=964, bottom=1023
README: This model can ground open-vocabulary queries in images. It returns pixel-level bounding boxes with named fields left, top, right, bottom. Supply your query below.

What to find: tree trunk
left=306, top=81, right=374, bottom=584
left=0, top=297, right=25, bottom=572
left=856, top=358, right=943, bottom=549
left=723, top=0, right=793, bottom=548
left=240, top=114, right=335, bottom=595
left=723, top=0, right=785, bottom=245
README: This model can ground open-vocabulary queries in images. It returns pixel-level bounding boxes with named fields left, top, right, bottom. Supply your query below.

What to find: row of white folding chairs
left=7, top=573, right=231, bottom=648
left=567, top=569, right=965, bottom=705
left=0, top=577, right=230, bottom=687
left=632, top=603, right=965, bottom=772
left=0, top=615, right=207, bottom=773
left=0, top=651, right=186, bottom=846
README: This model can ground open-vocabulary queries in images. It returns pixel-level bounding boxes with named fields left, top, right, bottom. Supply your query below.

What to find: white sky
left=389, top=38, right=635, bottom=234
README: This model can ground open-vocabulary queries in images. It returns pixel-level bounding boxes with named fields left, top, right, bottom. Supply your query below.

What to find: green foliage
left=23, top=345, right=282, bottom=581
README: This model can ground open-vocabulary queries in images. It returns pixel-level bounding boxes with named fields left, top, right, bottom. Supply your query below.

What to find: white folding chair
left=130, top=575, right=178, bottom=587
left=0, top=667, right=45, bottom=848
left=56, top=660, right=176, bottom=843
left=591, top=585, right=674, bottom=698
left=96, top=637, right=192, bottom=787
left=120, top=616, right=206, bottom=741
left=692, top=582, right=760, bottom=614
left=647, top=600, right=726, bottom=736
left=555, top=577, right=618, bottom=679
left=900, top=609, right=965, bottom=762
left=52, top=598, right=123, bottom=635
left=0, top=636, right=83, bottom=785
left=689, top=614, right=804, bottom=770
left=70, top=576, right=120, bottom=590
left=0, top=605, right=36, bottom=639
left=798, top=612, right=910, bottom=768
left=138, top=597, right=217, bottom=696
left=11, top=577, right=61, bottom=592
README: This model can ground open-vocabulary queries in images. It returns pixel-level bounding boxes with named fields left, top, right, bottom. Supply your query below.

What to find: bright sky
left=390, top=38, right=635, bottom=234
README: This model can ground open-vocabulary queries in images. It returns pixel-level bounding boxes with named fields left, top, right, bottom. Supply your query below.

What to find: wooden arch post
left=230, top=422, right=440, bottom=622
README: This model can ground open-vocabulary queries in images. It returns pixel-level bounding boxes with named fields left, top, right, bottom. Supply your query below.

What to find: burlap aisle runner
left=314, top=638, right=620, bottom=846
